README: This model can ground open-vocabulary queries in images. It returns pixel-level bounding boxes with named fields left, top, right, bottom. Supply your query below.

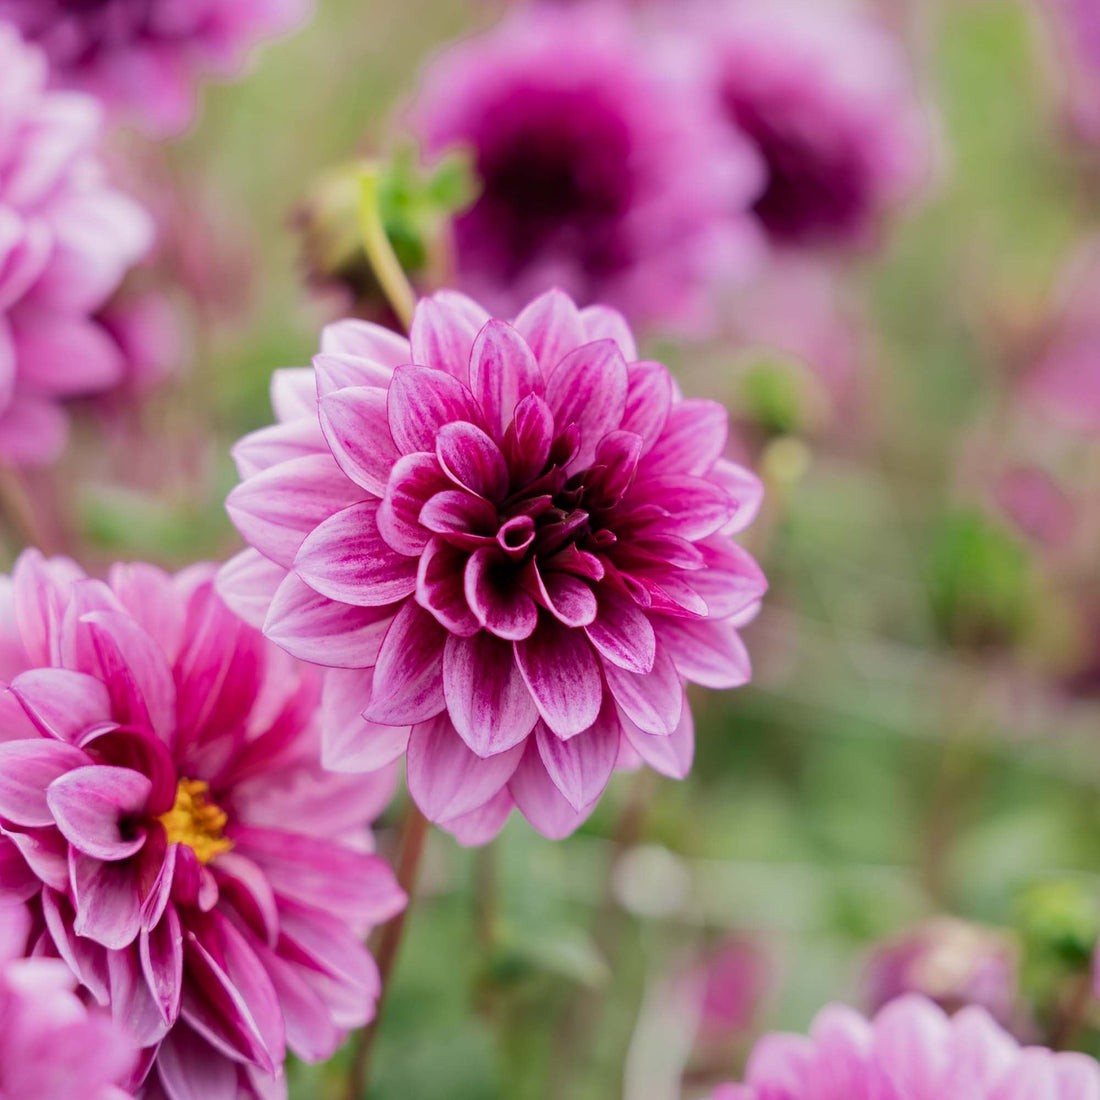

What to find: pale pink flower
left=1040, top=0, right=1100, bottom=142
left=0, top=26, right=154, bottom=465
left=220, top=289, right=766, bottom=843
left=0, top=0, right=313, bottom=137
left=0, top=551, right=404, bottom=1099
left=712, top=995, right=1100, bottom=1100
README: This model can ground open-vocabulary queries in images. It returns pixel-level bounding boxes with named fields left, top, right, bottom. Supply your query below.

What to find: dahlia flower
left=712, top=994, right=1100, bottom=1100
left=0, top=551, right=405, bottom=1099
left=0, top=904, right=136, bottom=1100
left=0, top=0, right=311, bottom=137
left=694, top=0, right=928, bottom=250
left=408, top=8, right=763, bottom=329
left=220, top=288, right=766, bottom=843
left=0, top=26, right=154, bottom=466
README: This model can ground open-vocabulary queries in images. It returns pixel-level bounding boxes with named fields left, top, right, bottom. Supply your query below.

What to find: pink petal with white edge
left=656, top=617, right=752, bottom=689
left=503, top=393, right=555, bottom=486
left=270, top=367, right=318, bottom=423
left=526, top=567, right=597, bottom=629
left=579, top=304, right=638, bottom=361
left=47, top=765, right=151, bottom=860
left=621, top=700, right=694, bottom=780
left=545, top=340, right=628, bottom=471
left=9, top=667, right=112, bottom=741
left=387, top=365, right=484, bottom=454
left=535, top=700, right=620, bottom=811
left=514, top=615, right=603, bottom=739
left=584, top=589, right=655, bottom=674
left=469, top=319, right=543, bottom=438
left=215, top=549, right=286, bottom=631
left=265, top=572, right=395, bottom=669
left=642, top=399, right=729, bottom=477
left=406, top=713, right=524, bottom=823
left=603, top=643, right=683, bottom=735
left=313, top=352, right=395, bottom=396
left=293, top=500, right=418, bottom=608
left=508, top=740, right=598, bottom=840
left=226, top=453, right=367, bottom=570
left=635, top=474, right=737, bottom=541
left=0, top=739, right=88, bottom=826
left=319, top=385, right=400, bottom=496
left=377, top=452, right=451, bottom=556
left=514, top=289, right=585, bottom=375
left=711, top=459, right=766, bottom=535
left=70, top=850, right=143, bottom=950
left=465, top=548, right=538, bottom=640
left=107, top=939, right=171, bottom=1048
left=409, top=293, right=490, bottom=380
left=437, top=421, right=510, bottom=503
left=442, top=787, right=514, bottom=847
left=416, top=536, right=481, bottom=636
left=870, top=996, right=951, bottom=1097
left=322, top=668, right=411, bottom=773
left=363, top=600, right=447, bottom=725
left=320, top=318, right=411, bottom=365
left=231, top=419, right=326, bottom=480
left=443, top=631, right=539, bottom=757
left=140, top=904, right=183, bottom=1025
left=157, top=1023, right=239, bottom=1100
left=620, top=361, right=672, bottom=454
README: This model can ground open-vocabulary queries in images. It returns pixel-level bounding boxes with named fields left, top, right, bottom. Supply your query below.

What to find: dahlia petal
left=319, top=320, right=410, bottom=366
left=441, top=786, right=514, bottom=847
left=9, top=667, right=112, bottom=741
left=466, top=547, right=538, bottom=640
left=621, top=700, right=694, bottom=779
left=419, top=490, right=498, bottom=545
left=872, top=996, right=951, bottom=1097
left=584, top=589, right=656, bottom=674
left=318, top=385, right=399, bottom=496
left=47, top=765, right=151, bottom=861
left=603, top=643, right=683, bottom=735
left=230, top=419, right=326, bottom=480
left=711, top=459, right=766, bottom=535
left=409, top=293, right=489, bottom=380
left=226, top=453, right=367, bottom=570
left=470, top=319, right=543, bottom=439
left=215, top=549, right=286, bottom=631
left=11, top=313, right=125, bottom=396
left=322, top=668, right=412, bottom=773
left=691, top=540, right=769, bottom=619
left=591, top=430, right=643, bottom=504
left=406, top=714, right=524, bottom=823
left=387, top=365, right=484, bottom=453
left=416, top=536, right=481, bottom=636
left=546, top=340, right=629, bottom=470
left=0, top=739, right=88, bottom=826
left=656, top=617, right=752, bottom=689
left=107, top=941, right=171, bottom=1047
left=265, top=573, right=395, bottom=668
left=508, top=739, right=596, bottom=840
left=636, top=474, right=737, bottom=540
left=377, top=452, right=451, bottom=556
left=621, top=361, right=673, bottom=453
left=443, top=632, right=539, bottom=756
left=527, top=567, right=598, bottom=629
left=535, top=701, right=619, bottom=811
left=0, top=834, right=38, bottom=902
left=108, top=563, right=186, bottom=662
left=156, top=1025, right=238, bottom=1100
left=514, top=615, right=602, bottom=738
left=313, top=352, right=395, bottom=397
left=437, top=421, right=510, bottom=502
left=503, top=393, right=555, bottom=486
left=364, top=601, right=447, bottom=724
left=643, top=399, right=729, bottom=477
left=141, top=840, right=177, bottom=932
left=140, top=906, right=184, bottom=1026
left=252, top=943, right=341, bottom=1061
left=514, top=289, right=584, bottom=374
left=70, top=850, right=143, bottom=950
left=5, top=825, right=69, bottom=892
left=293, top=500, right=418, bottom=608
left=579, top=304, right=638, bottom=361
left=270, top=367, right=318, bottom=423
left=41, top=888, right=110, bottom=1003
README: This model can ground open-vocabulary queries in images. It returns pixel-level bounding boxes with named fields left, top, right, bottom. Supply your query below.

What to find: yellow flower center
left=158, top=779, right=233, bottom=864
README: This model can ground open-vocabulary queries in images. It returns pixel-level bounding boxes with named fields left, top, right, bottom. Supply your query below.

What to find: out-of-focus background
left=17, top=0, right=1100, bottom=1096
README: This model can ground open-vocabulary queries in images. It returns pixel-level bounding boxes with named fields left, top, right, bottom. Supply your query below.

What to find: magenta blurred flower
left=0, top=0, right=312, bottom=137
left=96, top=288, right=182, bottom=396
left=1041, top=0, right=1100, bottom=142
left=220, top=289, right=766, bottom=843
left=0, top=26, right=154, bottom=466
left=408, top=8, right=764, bottom=330
left=0, top=551, right=404, bottom=1099
left=0, top=905, right=136, bottom=1100
left=864, top=919, right=1020, bottom=1027
left=993, top=467, right=1076, bottom=551
left=711, top=995, right=1099, bottom=1100
left=695, top=0, right=929, bottom=250
left=692, top=936, right=771, bottom=1041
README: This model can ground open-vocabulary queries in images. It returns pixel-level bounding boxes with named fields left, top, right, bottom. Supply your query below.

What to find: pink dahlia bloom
left=408, top=8, right=764, bottom=330
left=694, top=0, right=929, bottom=250
left=0, top=0, right=312, bottom=137
left=220, top=289, right=766, bottom=843
left=0, top=905, right=136, bottom=1100
left=0, top=551, right=405, bottom=1099
left=0, top=26, right=153, bottom=466
left=712, top=994, right=1100, bottom=1100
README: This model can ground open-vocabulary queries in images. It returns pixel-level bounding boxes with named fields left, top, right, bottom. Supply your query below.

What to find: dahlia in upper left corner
left=0, top=26, right=153, bottom=466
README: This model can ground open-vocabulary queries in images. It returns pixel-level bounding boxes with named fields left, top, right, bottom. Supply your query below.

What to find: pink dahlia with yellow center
left=220, top=289, right=766, bottom=843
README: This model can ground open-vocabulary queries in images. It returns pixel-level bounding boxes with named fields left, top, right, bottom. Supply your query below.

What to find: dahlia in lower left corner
left=0, top=551, right=405, bottom=1100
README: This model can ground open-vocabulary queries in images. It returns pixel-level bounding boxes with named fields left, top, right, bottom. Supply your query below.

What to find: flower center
left=158, top=779, right=233, bottom=864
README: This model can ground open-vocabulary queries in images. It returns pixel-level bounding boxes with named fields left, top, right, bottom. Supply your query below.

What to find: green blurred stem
left=347, top=802, right=429, bottom=1100
left=358, top=171, right=417, bottom=332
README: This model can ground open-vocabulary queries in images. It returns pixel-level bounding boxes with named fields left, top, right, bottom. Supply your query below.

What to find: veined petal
left=508, top=739, right=597, bottom=840
left=409, top=293, right=489, bottom=380
left=545, top=340, right=628, bottom=471
left=416, top=536, right=480, bottom=636
left=603, top=642, right=682, bottom=735
left=514, top=289, right=585, bottom=375
left=322, top=668, right=412, bottom=773
left=363, top=601, right=447, bottom=725
left=465, top=548, right=538, bottom=641
left=215, top=549, right=286, bottom=631
left=70, top=850, right=144, bottom=950
left=319, top=385, right=400, bottom=496
left=514, top=615, right=602, bottom=739
left=584, top=589, right=656, bottom=674
left=469, top=319, right=543, bottom=439
left=621, top=700, right=694, bottom=780
left=377, top=452, right=451, bottom=556
left=319, top=319, right=410, bottom=365
left=437, top=421, right=510, bottom=503
left=656, top=617, right=752, bottom=689
left=387, top=365, right=484, bottom=454
left=0, top=739, right=88, bottom=826
left=621, top=361, right=672, bottom=453
left=9, top=667, right=112, bottom=741
left=642, top=399, right=729, bottom=477
left=47, top=765, right=151, bottom=861
left=535, top=700, right=620, bottom=811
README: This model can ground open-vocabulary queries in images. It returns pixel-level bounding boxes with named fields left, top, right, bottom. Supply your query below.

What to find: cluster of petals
left=0, top=0, right=312, bottom=137
left=712, top=994, right=1100, bottom=1100
left=220, top=288, right=766, bottom=844
left=0, top=551, right=405, bottom=1099
left=0, top=26, right=154, bottom=465
left=689, top=0, right=930, bottom=250
left=408, top=6, right=764, bottom=330
left=0, top=902, right=135, bottom=1100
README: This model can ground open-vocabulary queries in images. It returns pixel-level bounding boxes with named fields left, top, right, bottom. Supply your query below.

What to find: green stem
left=358, top=170, right=417, bottom=332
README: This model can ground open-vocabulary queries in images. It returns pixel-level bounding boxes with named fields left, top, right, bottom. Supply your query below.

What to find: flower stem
left=358, top=169, right=417, bottom=332
left=347, top=801, right=429, bottom=1100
